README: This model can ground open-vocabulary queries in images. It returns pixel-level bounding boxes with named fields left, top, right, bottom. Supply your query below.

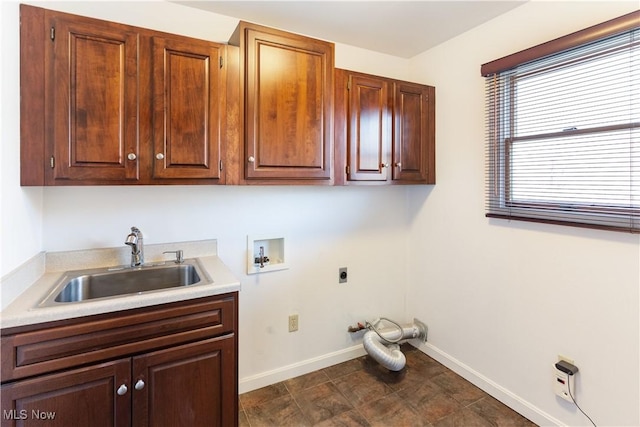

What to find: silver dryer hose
left=362, top=319, right=427, bottom=371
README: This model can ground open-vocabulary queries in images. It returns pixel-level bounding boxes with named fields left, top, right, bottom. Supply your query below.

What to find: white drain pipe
left=362, top=318, right=427, bottom=371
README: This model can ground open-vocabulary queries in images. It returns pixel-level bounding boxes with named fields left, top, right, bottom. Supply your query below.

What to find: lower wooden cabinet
left=1, top=294, right=238, bottom=427
left=1, top=359, right=130, bottom=426
left=133, top=335, right=235, bottom=427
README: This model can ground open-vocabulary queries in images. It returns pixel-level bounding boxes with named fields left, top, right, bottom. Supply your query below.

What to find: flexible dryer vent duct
left=362, top=318, right=427, bottom=371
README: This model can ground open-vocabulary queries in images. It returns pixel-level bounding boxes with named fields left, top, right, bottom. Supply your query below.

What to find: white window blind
left=483, top=13, right=640, bottom=232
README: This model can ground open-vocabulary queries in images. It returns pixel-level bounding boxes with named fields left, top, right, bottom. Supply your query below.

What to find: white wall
left=0, top=0, right=413, bottom=391
left=407, top=1, right=640, bottom=426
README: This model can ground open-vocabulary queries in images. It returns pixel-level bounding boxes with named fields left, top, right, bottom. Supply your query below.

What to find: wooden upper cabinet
left=229, top=22, right=334, bottom=183
left=393, top=82, right=435, bottom=184
left=20, top=5, right=433, bottom=188
left=48, top=14, right=140, bottom=182
left=342, top=71, right=392, bottom=182
left=151, top=36, right=224, bottom=181
left=335, top=69, right=435, bottom=185
left=20, top=5, right=228, bottom=185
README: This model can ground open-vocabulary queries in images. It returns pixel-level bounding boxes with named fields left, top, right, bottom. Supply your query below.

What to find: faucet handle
left=163, top=250, right=184, bottom=264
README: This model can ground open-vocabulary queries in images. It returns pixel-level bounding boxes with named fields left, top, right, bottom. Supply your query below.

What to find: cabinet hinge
left=50, top=27, right=55, bottom=41
left=219, top=160, right=223, bottom=171
left=50, top=156, right=55, bottom=169
left=219, top=56, right=223, bottom=69
left=347, top=76, right=351, bottom=91
left=345, top=165, right=350, bottom=174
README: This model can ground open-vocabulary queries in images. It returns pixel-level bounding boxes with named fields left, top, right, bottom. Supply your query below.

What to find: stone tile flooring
left=239, top=345, right=537, bottom=426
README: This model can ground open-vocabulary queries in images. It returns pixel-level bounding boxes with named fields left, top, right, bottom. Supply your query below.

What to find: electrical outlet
left=554, top=358, right=578, bottom=402
left=339, top=267, right=348, bottom=283
left=554, top=368, right=574, bottom=402
left=288, top=314, right=299, bottom=332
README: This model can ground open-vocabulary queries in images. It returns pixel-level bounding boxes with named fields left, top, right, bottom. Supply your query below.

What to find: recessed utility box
left=247, top=235, right=288, bottom=275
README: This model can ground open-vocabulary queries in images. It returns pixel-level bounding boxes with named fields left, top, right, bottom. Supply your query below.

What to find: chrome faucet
left=124, top=226, right=144, bottom=267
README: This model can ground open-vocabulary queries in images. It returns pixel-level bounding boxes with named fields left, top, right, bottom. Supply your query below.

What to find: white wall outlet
left=339, top=267, right=347, bottom=283
left=288, top=314, right=299, bottom=332
left=554, top=363, right=576, bottom=402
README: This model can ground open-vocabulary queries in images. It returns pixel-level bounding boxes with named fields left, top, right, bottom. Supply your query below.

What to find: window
left=482, top=12, right=640, bottom=232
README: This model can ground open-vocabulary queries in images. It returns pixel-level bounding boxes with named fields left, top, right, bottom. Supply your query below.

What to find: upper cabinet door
left=49, top=15, right=140, bottom=182
left=232, top=22, right=334, bottom=182
left=392, top=82, right=436, bottom=184
left=346, top=73, right=392, bottom=182
left=335, top=69, right=436, bottom=185
left=151, top=36, right=224, bottom=181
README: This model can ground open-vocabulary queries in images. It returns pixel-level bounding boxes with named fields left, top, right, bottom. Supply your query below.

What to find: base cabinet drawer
left=1, top=293, right=239, bottom=427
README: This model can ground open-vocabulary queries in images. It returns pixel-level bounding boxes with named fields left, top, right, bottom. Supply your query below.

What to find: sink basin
left=39, top=259, right=212, bottom=307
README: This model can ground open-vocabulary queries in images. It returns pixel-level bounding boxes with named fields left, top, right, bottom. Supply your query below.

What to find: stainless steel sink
left=39, top=259, right=212, bottom=307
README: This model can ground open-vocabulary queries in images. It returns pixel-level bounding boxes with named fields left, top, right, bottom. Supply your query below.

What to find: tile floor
left=239, top=345, right=537, bottom=426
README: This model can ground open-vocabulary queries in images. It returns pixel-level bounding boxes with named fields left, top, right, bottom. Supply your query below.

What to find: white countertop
left=0, top=240, right=241, bottom=329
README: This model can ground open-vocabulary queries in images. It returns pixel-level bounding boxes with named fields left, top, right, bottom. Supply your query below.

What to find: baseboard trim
left=414, top=341, right=563, bottom=427
left=239, top=344, right=367, bottom=394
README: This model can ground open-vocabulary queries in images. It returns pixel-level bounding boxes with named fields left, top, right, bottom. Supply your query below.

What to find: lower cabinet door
left=0, top=359, right=131, bottom=427
left=131, top=334, right=236, bottom=427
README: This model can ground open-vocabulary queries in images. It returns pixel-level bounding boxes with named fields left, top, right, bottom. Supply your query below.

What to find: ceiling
left=174, top=1, right=527, bottom=58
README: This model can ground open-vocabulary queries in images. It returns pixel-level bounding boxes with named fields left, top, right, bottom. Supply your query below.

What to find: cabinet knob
left=127, top=153, right=137, bottom=161
left=134, top=379, right=145, bottom=391
left=156, top=153, right=165, bottom=160
left=395, top=162, right=402, bottom=168
left=117, top=384, right=128, bottom=396
left=248, top=156, right=255, bottom=163
left=381, top=163, right=389, bottom=168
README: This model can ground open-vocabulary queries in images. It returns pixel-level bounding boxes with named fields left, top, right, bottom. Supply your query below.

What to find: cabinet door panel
left=0, top=359, right=130, bottom=427
left=244, top=27, right=333, bottom=180
left=393, top=82, right=435, bottom=183
left=50, top=16, right=139, bottom=181
left=347, top=74, right=391, bottom=181
left=132, top=334, right=236, bottom=427
left=152, top=37, right=223, bottom=180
